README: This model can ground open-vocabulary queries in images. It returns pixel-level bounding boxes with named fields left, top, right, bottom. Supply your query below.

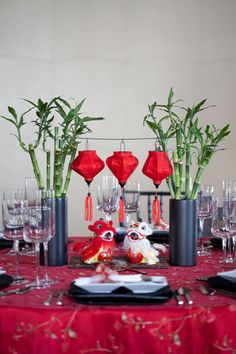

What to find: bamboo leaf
left=8, top=106, right=18, bottom=119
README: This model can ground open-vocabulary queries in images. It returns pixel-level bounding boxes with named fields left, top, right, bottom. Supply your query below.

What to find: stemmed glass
left=123, top=181, right=140, bottom=227
left=223, top=180, right=236, bottom=263
left=23, top=189, right=55, bottom=288
left=42, top=190, right=56, bottom=285
left=20, top=177, right=38, bottom=256
left=197, top=185, right=214, bottom=256
left=211, top=197, right=232, bottom=264
left=97, top=175, right=119, bottom=221
left=2, top=189, right=28, bottom=284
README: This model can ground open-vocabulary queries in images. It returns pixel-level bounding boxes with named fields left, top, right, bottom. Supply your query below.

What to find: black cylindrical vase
left=169, top=199, right=197, bottom=266
left=48, top=197, right=68, bottom=266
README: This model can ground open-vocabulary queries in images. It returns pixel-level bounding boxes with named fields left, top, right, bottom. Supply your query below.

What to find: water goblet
left=223, top=180, right=236, bottom=263
left=124, top=181, right=140, bottom=227
left=42, top=190, right=56, bottom=286
left=23, top=189, right=55, bottom=289
left=97, top=175, right=119, bottom=221
left=197, top=185, right=214, bottom=256
left=211, top=197, right=232, bottom=264
left=19, top=177, right=39, bottom=256
left=2, top=189, right=28, bottom=284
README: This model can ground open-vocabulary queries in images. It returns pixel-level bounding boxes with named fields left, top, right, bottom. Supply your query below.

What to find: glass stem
left=43, top=241, right=49, bottom=282
left=199, top=218, right=204, bottom=252
left=14, top=240, right=20, bottom=279
left=232, top=235, right=236, bottom=268
left=35, top=243, right=41, bottom=286
left=222, top=237, right=227, bottom=264
left=227, top=235, right=233, bottom=260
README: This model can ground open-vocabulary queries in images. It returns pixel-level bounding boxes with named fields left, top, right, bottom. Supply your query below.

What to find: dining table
left=0, top=236, right=235, bottom=354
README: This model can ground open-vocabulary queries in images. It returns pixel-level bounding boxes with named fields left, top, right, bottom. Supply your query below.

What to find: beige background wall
left=0, top=0, right=235, bottom=235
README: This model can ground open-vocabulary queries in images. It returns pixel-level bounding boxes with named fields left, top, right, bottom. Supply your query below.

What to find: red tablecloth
left=0, top=238, right=235, bottom=354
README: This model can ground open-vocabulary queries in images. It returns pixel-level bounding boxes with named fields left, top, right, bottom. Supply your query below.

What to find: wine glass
left=20, top=177, right=38, bottom=256
left=2, top=189, right=28, bottom=284
left=23, top=189, right=55, bottom=288
left=123, top=181, right=140, bottom=227
left=211, top=197, right=232, bottom=264
left=197, top=185, right=214, bottom=256
left=97, top=175, right=119, bottom=221
left=223, top=180, right=236, bottom=263
left=42, top=190, right=56, bottom=285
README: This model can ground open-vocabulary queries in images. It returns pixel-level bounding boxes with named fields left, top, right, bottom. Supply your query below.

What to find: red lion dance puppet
left=79, top=219, right=116, bottom=264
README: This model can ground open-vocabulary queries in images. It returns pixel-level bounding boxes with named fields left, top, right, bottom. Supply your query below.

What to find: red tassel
left=85, top=193, right=93, bottom=221
left=119, top=196, right=125, bottom=223
left=152, top=196, right=160, bottom=223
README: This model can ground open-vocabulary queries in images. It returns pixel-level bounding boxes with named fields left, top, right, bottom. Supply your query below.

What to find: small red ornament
left=71, top=150, right=105, bottom=221
left=106, top=150, right=139, bottom=223
left=142, top=151, right=173, bottom=223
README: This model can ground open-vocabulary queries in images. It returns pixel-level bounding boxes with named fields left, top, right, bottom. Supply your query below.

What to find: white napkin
left=217, top=269, right=236, bottom=283
left=0, top=269, right=6, bottom=275
left=74, top=274, right=167, bottom=286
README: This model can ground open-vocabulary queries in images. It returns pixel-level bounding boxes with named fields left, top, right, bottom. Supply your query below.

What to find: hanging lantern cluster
left=71, top=138, right=173, bottom=223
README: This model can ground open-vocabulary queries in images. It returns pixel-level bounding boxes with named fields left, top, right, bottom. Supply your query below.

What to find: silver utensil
left=174, top=290, right=184, bottom=305
left=43, top=292, right=54, bottom=306
left=56, top=291, right=64, bottom=306
left=178, top=287, right=193, bottom=304
left=199, top=284, right=236, bottom=298
left=0, top=286, right=32, bottom=297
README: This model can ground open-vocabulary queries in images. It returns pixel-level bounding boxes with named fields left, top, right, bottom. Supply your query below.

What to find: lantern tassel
left=119, top=196, right=125, bottom=223
left=152, top=195, right=160, bottom=224
left=85, top=192, right=93, bottom=221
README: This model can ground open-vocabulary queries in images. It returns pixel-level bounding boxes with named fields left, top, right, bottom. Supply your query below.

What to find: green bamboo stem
left=46, top=150, right=51, bottom=190
left=166, top=177, right=175, bottom=199
left=61, top=149, right=77, bottom=197
left=54, top=149, right=62, bottom=197
left=185, top=147, right=191, bottom=199
left=173, top=151, right=181, bottom=199
left=190, top=163, right=206, bottom=199
left=28, top=144, right=44, bottom=189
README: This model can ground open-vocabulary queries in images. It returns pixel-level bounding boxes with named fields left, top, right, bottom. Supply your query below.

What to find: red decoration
left=106, top=151, right=139, bottom=222
left=142, top=151, right=173, bottom=223
left=71, top=150, right=105, bottom=221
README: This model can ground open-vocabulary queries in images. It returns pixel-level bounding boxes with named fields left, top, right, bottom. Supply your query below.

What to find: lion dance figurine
left=80, top=219, right=116, bottom=264
left=123, top=221, right=166, bottom=265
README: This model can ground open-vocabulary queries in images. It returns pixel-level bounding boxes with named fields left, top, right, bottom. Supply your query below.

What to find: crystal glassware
left=42, top=190, right=56, bottom=286
left=2, top=189, right=28, bottom=283
left=223, top=180, right=236, bottom=264
left=124, top=181, right=140, bottom=227
left=23, top=189, right=55, bottom=288
left=97, top=175, right=119, bottom=221
left=197, top=185, right=214, bottom=256
left=211, top=197, right=232, bottom=264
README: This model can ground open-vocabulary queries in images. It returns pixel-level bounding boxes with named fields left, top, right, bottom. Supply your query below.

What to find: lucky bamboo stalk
left=28, top=144, right=44, bottom=189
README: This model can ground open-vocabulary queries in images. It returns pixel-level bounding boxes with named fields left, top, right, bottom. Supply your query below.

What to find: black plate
left=210, top=238, right=222, bottom=248
left=0, top=238, right=26, bottom=249
left=0, top=274, right=14, bottom=289
left=68, top=283, right=173, bottom=305
left=208, top=276, right=236, bottom=292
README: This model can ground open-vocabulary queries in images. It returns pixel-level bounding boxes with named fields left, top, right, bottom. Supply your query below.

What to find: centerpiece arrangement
left=1, top=97, right=104, bottom=265
left=143, top=88, right=230, bottom=265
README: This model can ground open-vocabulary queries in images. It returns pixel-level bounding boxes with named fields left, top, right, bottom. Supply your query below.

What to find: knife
left=0, top=286, right=32, bottom=296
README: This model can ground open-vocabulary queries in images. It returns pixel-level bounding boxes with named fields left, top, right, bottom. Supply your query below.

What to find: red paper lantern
left=71, top=150, right=105, bottom=221
left=106, top=151, right=139, bottom=222
left=142, top=151, right=173, bottom=223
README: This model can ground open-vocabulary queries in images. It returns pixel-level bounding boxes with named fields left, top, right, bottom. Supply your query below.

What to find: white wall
left=0, top=0, right=235, bottom=235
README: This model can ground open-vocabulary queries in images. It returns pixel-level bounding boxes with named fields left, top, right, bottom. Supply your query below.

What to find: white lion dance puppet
left=123, top=222, right=166, bottom=265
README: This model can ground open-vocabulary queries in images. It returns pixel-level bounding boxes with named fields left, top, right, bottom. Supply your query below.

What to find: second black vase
left=169, top=199, right=197, bottom=266
left=47, top=197, right=68, bottom=266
